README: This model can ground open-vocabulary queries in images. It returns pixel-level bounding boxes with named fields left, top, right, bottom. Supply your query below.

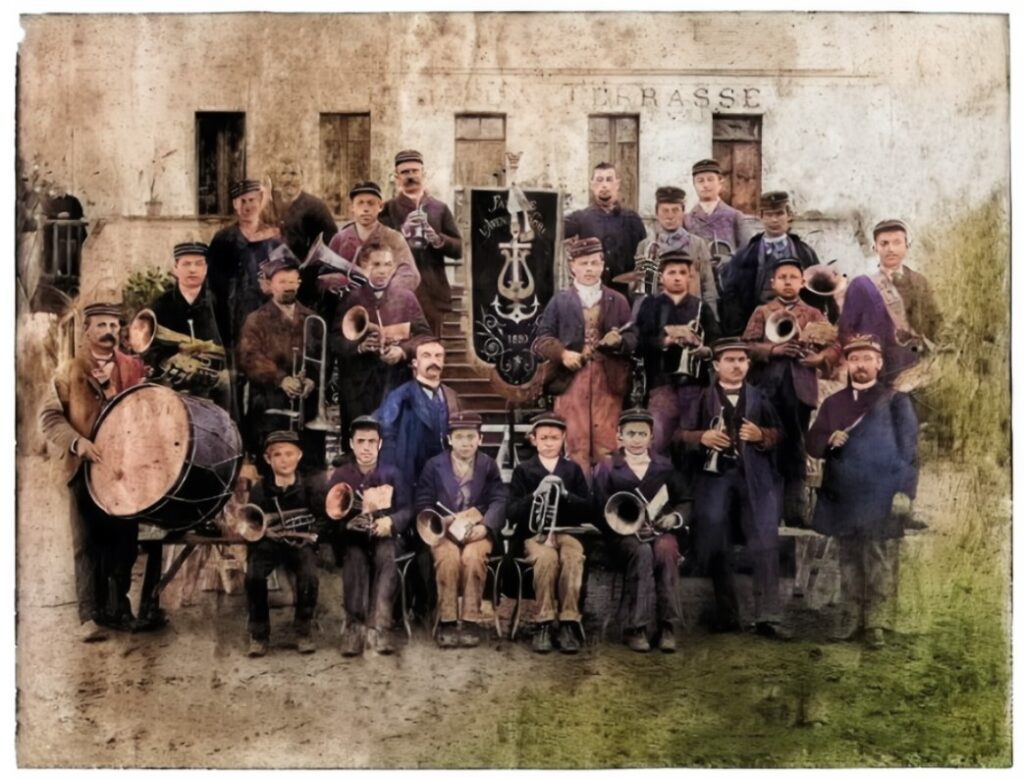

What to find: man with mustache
left=564, top=162, right=647, bottom=298
left=380, top=150, right=463, bottom=337
left=270, top=158, right=338, bottom=263
left=236, top=251, right=321, bottom=463
left=838, top=219, right=942, bottom=385
left=39, top=302, right=147, bottom=642
left=807, top=335, right=919, bottom=649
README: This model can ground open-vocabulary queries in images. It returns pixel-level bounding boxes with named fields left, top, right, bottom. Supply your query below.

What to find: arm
left=387, top=230, right=421, bottom=291
left=805, top=398, right=837, bottom=459
left=563, top=210, right=582, bottom=239
left=413, top=459, right=439, bottom=515
left=387, top=468, right=414, bottom=534
left=891, top=393, right=919, bottom=498
left=437, top=205, right=463, bottom=260
left=38, top=368, right=80, bottom=454
left=533, top=297, right=566, bottom=362
left=506, top=466, right=536, bottom=530
left=236, top=316, right=286, bottom=387
left=480, top=460, right=509, bottom=535
left=741, top=307, right=772, bottom=363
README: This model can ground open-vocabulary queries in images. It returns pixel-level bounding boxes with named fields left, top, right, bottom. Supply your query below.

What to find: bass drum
left=87, top=383, right=242, bottom=529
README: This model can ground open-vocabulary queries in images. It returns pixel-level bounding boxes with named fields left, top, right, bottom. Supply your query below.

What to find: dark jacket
left=327, top=461, right=414, bottom=535
left=415, top=452, right=509, bottom=537
left=635, top=291, right=720, bottom=392
left=206, top=224, right=281, bottom=349
left=146, top=284, right=224, bottom=375
left=564, top=204, right=647, bottom=297
left=719, top=232, right=821, bottom=336
left=277, top=191, right=338, bottom=261
left=534, top=285, right=636, bottom=396
left=507, top=455, right=594, bottom=540
left=249, top=471, right=329, bottom=541
left=377, top=380, right=462, bottom=490
left=592, top=450, right=690, bottom=534
left=808, top=384, right=918, bottom=540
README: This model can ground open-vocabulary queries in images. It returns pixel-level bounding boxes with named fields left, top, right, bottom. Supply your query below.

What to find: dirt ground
left=14, top=460, right=1011, bottom=768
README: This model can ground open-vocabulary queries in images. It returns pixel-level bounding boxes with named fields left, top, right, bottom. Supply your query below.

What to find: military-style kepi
left=872, top=218, right=909, bottom=239
left=229, top=179, right=261, bottom=199
left=349, top=180, right=383, bottom=200
left=173, top=241, right=209, bottom=259
left=264, top=430, right=302, bottom=450
left=842, top=334, right=883, bottom=356
left=260, top=245, right=300, bottom=279
left=448, top=411, right=483, bottom=432
left=565, top=236, right=604, bottom=260
left=349, top=415, right=381, bottom=434
left=529, top=411, right=567, bottom=434
left=691, top=158, right=722, bottom=176
left=658, top=249, right=693, bottom=269
left=655, top=186, right=686, bottom=205
left=770, top=256, right=803, bottom=273
left=759, top=191, right=790, bottom=211
left=83, top=302, right=122, bottom=319
left=394, top=149, right=424, bottom=167
left=711, top=337, right=751, bottom=357
left=618, top=407, right=654, bottom=427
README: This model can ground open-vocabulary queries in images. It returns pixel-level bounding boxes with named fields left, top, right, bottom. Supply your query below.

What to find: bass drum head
left=88, top=384, right=191, bottom=517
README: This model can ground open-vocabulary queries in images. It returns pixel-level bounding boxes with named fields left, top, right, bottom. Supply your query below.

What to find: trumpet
left=528, top=475, right=566, bottom=545
left=604, top=485, right=684, bottom=542
left=664, top=301, right=707, bottom=380
left=416, top=503, right=482, bottom=547
left=340, top=305, right=412, bottom=353
left=230, top=499, right=318, bottom=546
left=704, top=414, right=737, bottom=475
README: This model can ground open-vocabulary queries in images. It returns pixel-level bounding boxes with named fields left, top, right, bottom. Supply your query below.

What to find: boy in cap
left=719, top=190, right=824, bottom=336
left=326, top=416, right=413, bottom=657
left=678, top=339, right=789, bottom=639
left=534, top=236, right=637, bottom=474
left=507, top=412, right=594, bottom=654
left=415, top=411, right=508, bottom=648
left=807, top=335, right=918, bottom=649
left=635, top=185, right=719, bottom=318
left=634, top=250, right=720, bottom=456
left=593, top=408, right=691, bottom=653
left=330, top=236, right=431, bottom=424
left=243, top=430, right=325, bottom=657
left=328, top=180, right=421, bottom=293
left=742, top=257, right=840, bottom=526
left=380, top=149, right=463, bottom=336
left=685, top=159, right=749, bottom=257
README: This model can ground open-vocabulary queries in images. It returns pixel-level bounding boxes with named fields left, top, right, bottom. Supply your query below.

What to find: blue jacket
left=377, top=379, right=461, bottom=490
left=415, top=451, right=509, bottom=536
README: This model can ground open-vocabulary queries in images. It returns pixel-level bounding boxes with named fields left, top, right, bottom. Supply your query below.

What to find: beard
left=277, top=290, right=298, bottom=305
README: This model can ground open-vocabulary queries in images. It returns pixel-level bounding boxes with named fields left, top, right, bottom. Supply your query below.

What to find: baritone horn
left=324, top=482, right=394, bottom=534
left=765, top=309, right=800, bottom=345
left=127, top=307, right=226, bottom=362
left=416, top=503, right=482, bottom=547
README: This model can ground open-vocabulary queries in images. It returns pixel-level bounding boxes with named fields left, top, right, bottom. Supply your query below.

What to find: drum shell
left=86, top=384, right=242, bottom=529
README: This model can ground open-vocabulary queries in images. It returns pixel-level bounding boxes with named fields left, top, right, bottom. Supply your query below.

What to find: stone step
left=443, top=377, right=496, bottom=394
left=456, top=393, right=508, bottom=412
left=441, top=363, right=485, bottom=379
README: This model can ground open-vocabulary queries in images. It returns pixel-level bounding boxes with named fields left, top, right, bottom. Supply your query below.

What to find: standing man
left=593, top=408, right=691, bottom=653
left=534, top=237, right=636, bottom=474
left=326, top=416, right=413, bottom=657
left=377, top=337, right=463, bottom=493
left=415, top=411, right=508, bottom=648
left=685, top=158, right=749, bottom=258
left=236, top=252, right=320, bottom=463
left=329, top=181, right=420, bottom=293
left=719, top=191, right=824, bottom=336
left=838, top=219, right=942, bottom=384
left=39, top=302, right=147, bottom=642
left=678, top=339, right=788, bottom=639
left=564, top=162, right=647, bottom=298
left=506, top=412, right=593, bottom=654
left=807, top=335, right=918, bottom=649
left=635, top=186, right=719, bottom=320
left=634, top=250, right=719, bottom=457
left=271, top=158, right=338, bottom=262
left=380, top=149, right=463, bottom=336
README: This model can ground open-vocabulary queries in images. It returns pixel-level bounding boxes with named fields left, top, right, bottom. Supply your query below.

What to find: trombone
left=266, top=314, right=330, bottom=432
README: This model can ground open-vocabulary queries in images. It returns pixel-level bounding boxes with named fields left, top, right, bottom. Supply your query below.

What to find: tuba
left=416, top=503, right=482, bottom=547
left=604, top=485, right=683, bottom=542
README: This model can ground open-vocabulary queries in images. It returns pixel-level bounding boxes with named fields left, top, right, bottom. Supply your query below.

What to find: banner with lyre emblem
left=465, top=185, right=563, bottom=400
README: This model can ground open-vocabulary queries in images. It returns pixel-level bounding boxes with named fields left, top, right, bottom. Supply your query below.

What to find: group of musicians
left=39, top=151, right=938, bottom=657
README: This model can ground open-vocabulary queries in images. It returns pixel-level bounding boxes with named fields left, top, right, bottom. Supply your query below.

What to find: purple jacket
left=414, top=452, right=509, bottom=536
left=564, top=204, right=647, bottom=296
left=533, top=285, right=636, bottom=396
left=327, top=461, right=414, bottom=534
left=685, top=201, right=745, bottom=253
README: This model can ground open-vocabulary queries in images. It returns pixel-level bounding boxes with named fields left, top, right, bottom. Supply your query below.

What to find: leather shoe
left=247, top=637, right=268, bottom=657
left=132, top=605, right=169, bottom=633
left=626, top=629, right=651, bottom=653
left=340, top=623, right=365, bottom=657
left=557, top=622, right=581, bottom=654
left=531, top=622, right=554, bottom=654
left=370, top=627, right=395, bottom=655
left=903, top=516, right=929, bottom=531
left=296, top=636, right=316, bottom=654
left=755, top=621, right=793, bottom=641
left=864, top=627, right=886, bottom=650
left=457, top=623, right=480, bottom=648
left=436, top=622, right=460, bottom=649
left=657, top=624, right=677, bottom=653
left=78, top=619, right=110, bottom=644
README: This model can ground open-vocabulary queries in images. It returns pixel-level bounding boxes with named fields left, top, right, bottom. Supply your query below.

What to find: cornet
left=704, top=415, right=737, bottom=475
left=528, top=475, right=565, bottom=546
left=324, top=482, right=394, bottom=534
left=416, top=503, right=482, bottom=547
left=340, top=305, right=412, bottom=353
left=230, top=499, right=318, bottom=546
left=664, top=301, right=708, bottom=380
left=604, top=485, right=684, bottom=542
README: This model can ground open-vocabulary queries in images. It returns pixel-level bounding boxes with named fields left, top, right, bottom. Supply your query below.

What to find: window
left=196, top=112, right=246, bottom=216
left=588, top=115, right=639, bottom=211
left=455, top=114, right=506, bottom=188
left=319, top=113, right=371, bottom=218
left=712, top=115, right=762, bottom=215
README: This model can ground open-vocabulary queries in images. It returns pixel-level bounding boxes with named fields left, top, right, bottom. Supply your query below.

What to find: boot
left=531, top=622, right=554, bottom=654
left=371, top=627, right=395, bottom=655
left=436, top=621, right=460, bottom=649
left=556, top=622, right=581, bottom=654
left=247, top=637, right=268, bottom=657
left=657, top=623, right=677, bottom=653
left=78, top=619, right=110, bottom=644
left=457, top=622, right=480, bottom=648
left=625, top=628, right=651, bottom=653
left=340, top=622, right=365, bottom=657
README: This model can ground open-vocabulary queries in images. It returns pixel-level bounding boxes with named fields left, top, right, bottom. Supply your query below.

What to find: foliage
left=122, top=268, right=175, bottom=316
